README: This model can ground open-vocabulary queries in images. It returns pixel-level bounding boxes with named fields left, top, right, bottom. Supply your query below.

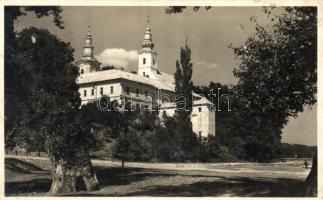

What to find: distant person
left=304, top=160, right=308, bottom=169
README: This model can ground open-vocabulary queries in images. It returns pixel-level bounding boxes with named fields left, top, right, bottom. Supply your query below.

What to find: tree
left=81, top=100, right=159, bottom=165
left=156, top=114, right=184, bottom=162
left=231, top=7, right=316, bottom=161
left=175, top=44, right=194, bottom=115
left=80, top=100, right=130, bottom=167
left=166, top=6, right=317, bottom=194
left=174, top=43, right=198, bottom=161
left=5, top=7, right=101, bottom=194
left=101, top=65, right=115, bottom=71
left=193, top=83, right=245, bottom=161
left=231, top=7, right=317, bottom=195
left=5, top=7, right=108, bottom=193
left=168, top=6, right=317, bottom=160
left=5, top=6, right=64, bottom=150
left=115, top=110, right=158, bottom=163
left=7, top=27, right=98, bottom=194
left=165, top=6, right=211, bottom=14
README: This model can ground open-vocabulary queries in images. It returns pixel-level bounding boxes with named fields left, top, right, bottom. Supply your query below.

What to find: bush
left=114, top=128, right=154, bottom=162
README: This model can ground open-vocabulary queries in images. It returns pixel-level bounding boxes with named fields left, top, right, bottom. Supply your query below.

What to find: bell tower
left=83, top=27, right=94, bottom=59
left=138, top=16, right=158, bottom=79
left=76, top=26, right=101, bottom=74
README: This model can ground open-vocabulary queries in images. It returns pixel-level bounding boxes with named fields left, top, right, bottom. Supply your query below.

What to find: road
left=5, top=155, right=311, bottom=196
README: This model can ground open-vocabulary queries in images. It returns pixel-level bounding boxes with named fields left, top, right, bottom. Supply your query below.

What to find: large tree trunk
left=81, top=160, right=99, bottom=191
left=48, top=156, right=99, bottom=195
left=304, top=154, right=317, bottom=196
left=49, top=159, right=76, bottom=194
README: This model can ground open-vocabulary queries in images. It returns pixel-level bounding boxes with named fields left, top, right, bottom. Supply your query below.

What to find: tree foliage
left=7, top=27, right=84, bottom=164
left=5, top=7, right=100, bottom=193
left=173, top=44, right=199, bottom=161
left=231, top=7, right=317, bottom=161
left=5, top=6, right=64, bottom=150
left=165, top=6, right=211, bottom=14
left=175, top=44, right=194, bottom=115
left=233, top=7, right=316, bottom=117
left=193, top=83, right=245, bottom=161
left=113, top=110, right=158, bottom=162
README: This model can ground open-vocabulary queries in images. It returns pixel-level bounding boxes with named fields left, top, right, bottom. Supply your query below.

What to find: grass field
left=5, top=155, right=311, bottom=197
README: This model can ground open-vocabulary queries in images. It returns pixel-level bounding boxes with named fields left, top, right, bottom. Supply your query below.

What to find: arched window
left=81, top=69, right=84, bottom=74
left=143, top=58, right=146, bottom=64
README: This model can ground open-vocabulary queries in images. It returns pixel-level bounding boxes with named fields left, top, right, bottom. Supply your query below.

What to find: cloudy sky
left=14, top=6, right=317, bottom=146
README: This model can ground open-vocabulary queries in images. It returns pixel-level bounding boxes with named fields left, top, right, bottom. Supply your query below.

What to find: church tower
left=76, top=26, right=101, bottom=74
left=138, top=17, right=158, bottom=79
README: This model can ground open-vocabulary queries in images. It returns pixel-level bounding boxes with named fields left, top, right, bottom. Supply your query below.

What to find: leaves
left=173, top=43, right=198, bottom=161
left=165, top=6, right=211, bottom=14
left=230, top=7, right=317, bottom=161
left=5, top=26, right=85, bottom=166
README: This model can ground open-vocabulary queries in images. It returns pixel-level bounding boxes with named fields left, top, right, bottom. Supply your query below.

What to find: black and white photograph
left=2, top=1, right=321, bottom=198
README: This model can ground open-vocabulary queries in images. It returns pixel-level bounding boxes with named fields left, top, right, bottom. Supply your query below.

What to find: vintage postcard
left=1, top=0, right=322, bottom=198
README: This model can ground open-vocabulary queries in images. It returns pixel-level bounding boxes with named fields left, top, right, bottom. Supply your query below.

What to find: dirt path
left=5, top=155, right=310, bottom=197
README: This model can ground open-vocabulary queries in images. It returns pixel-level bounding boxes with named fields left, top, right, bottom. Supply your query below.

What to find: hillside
left=281, top=143, right=317, bottom=158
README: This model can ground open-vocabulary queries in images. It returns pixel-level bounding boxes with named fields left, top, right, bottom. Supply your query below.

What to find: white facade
left=138, top=52, right=158, bottom=79
left=138, top=20, right=159, bottom=80
left=159, top=94, right=215, bottom=138
left=76, top=21, right=216, bottom=138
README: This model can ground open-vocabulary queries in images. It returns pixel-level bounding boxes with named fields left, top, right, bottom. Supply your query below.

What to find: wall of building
left=208, top=108, right=216, bottom=137
left=120, top=79, right=156, bottom=110
left=78, top=78, right=215, bottom=138
left=78, top=79, right=175, bottom=110
left=138, top=52, right=158, bottom=79
left=191, top=105, right=215, bottom=138
left=79, top=62, right=91, bottom=74
left=159, top=104, right=216, bottom=138
left=79, top=81, right=123, bottom=105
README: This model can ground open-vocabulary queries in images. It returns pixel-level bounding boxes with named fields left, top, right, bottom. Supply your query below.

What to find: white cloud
left=196, top=60, right=219, bottom=69
left=95, top=48, right=138, bottom=68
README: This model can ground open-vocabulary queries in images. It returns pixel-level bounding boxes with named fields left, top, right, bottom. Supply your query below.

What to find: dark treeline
left=280, top=143, right=317, bottom=158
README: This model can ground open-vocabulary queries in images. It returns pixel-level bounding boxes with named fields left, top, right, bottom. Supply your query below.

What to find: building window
left=91, top=88, right=94, bottom=96
left=136, top=89, right=139, bottom=97
left=145, top=91, right=148, bottom=97
left=81, top=69, right=84, bottom=74
left=143, top=58, right=146, bottom=64
left=126, top=87, right=130, bottom=95
left=110, top=86, right=113, bottom=94
left=136, top=104, right=140, bottom=111
left=163, top=111, right=166, bottom=116
left=83, top=89, right=87, bottom=97
left=143, top=72, right=145, bottom=76
left=153, top=58, right=155, bottom=65
left=100, top=87, right=103, bottom=95
left=198, top=107, right=202, bottom=112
